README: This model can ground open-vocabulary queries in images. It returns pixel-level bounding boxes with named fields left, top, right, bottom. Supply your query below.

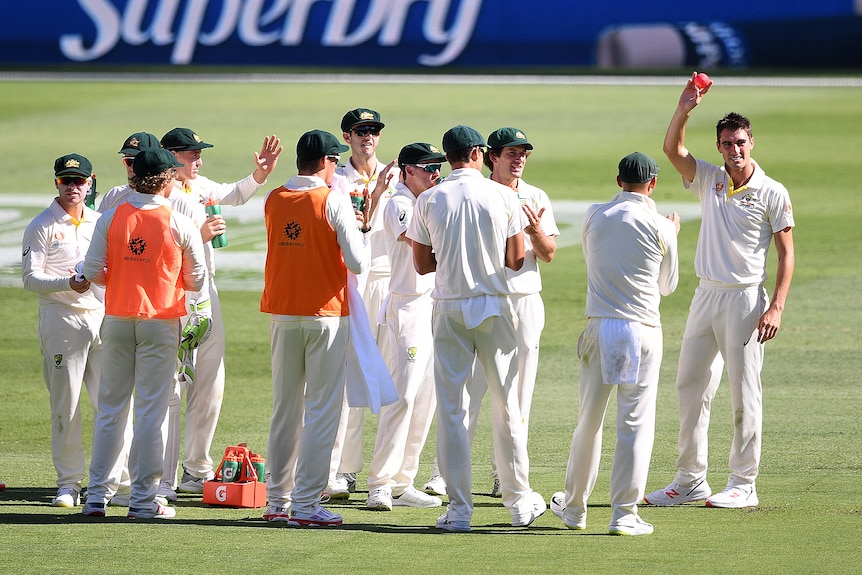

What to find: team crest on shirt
left=54, top=354, right=63, bottom=368
left=54, top=231, right=65, bottom=242
left=129, top=237, right=147, bottom=255
left=284, top=221, right=301, bottom=240
left=714, top=181, right=725, bottom=196
left=280, top=221, right=304, bottom=247
left=738, top=192, right=758, bottom=208
left=406, top=347, right=417, bottom=363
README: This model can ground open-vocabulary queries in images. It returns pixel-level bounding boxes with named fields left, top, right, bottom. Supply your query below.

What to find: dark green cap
left=133, top=148, right=184, bottom=177
left=341, top=108, right=385, bottom=132
left=442, top=125, right=486, bottom=154
left=54, top=153, right=92, bottom=178
left=618, top=152, right=660, bottom=184
left=487, top=127, right=533, bottom=150
left=398, top=143, right=446, bottom=169
left=160, top=127, right=214, bottom=151
left=119, top=132, right=161, bottom=155
left=297, top=129, right=349, bottom=161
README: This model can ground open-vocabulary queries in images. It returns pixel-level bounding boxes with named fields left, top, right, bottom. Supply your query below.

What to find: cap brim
left=56, top=169, right=90, bottom=177
left=349, top=122, right=385, bottom=131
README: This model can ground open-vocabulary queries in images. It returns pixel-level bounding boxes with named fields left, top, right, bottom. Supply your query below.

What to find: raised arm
left=663, top=72, right=710, bottom=183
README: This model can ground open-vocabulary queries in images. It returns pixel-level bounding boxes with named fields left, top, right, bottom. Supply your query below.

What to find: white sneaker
left=337, top=472, right=357, bottom=492
left=323, top=476, right=350, bottom=500
left=263, top=504, right=291, bottom=522
left=177, top=467, right=206, bottom=494
left=127, top=502, right=177, bottom=519
left=157, top=481, right=178, bottom=502
left=82, top=501, right=106, bottom=517
left=548, top=491, right=586, bottom=529
left=51, top=487, right=80, bottom=507
left=366, top=487, right=393, bottom=511
left=423, top=474, right=447, bottom=496
left=511, top=491, right=546, bottom=527
left=288, top=506, right=342, bottom=527
left=706, top=485, right=759, bottom=508
left=644, top=479, right=711, bottom=506
left=436, top=509, right=470, bottom=532
left=393, top=486, right=442, bottom=508
left=609, top=516, right=654, bottom=536
left=490, top=476, right=502, bottom=498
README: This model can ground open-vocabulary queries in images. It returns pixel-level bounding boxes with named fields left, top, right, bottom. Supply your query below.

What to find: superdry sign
left=4, top=0, right=861, bottom=68
left=60, top=0, right=483, bottom=67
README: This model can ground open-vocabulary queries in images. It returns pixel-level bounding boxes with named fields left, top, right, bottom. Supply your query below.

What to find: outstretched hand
left=252, top=135, right=283, bottom=183
left=679, top=71, right=711, bottom=113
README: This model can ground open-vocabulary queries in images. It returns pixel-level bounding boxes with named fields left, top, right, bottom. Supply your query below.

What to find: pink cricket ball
left=694, top=73, right=713, bottom=90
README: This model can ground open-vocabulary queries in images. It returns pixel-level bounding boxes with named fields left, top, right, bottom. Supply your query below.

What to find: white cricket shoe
left=549, top=491, right=586, bottom=529
left=422, top=474, right=447, bottom=496
left=322, top=476, right=350, bottom=500
left=366, top=487, right=393, bottom=511
left=511, top=491, right=546, bottom=527
left=609, top=516, right=654, bottom=536
left=288, top=506, right=342, bottom=527
left=706, top=485, right=759, bottom=508
left=392, top=486, right=442, bottom=508
left=127, top=502, right=177, bottom=519
left=643, top=479, right=711, bottom=506
left=52, top=487, right=80, bottom=507
left=263, top=504, right=291, bottom=522
left=436, top=509, right=470, bottom=532
left=157, top=481, right=178, bottom=502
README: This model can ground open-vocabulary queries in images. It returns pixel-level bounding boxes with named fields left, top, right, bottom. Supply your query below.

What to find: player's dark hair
left=446, top=146, right=480, bottom=165
left=484, top=148, right=502, bottom=171
left=130, top=168, right=177, bottom=195
left=297, top=157, right=324, bottom=174
left=716, top=113, right=753, bottom=141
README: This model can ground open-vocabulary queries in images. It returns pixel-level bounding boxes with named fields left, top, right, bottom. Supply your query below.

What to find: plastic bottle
left=204, top=199, right=228, bottom=248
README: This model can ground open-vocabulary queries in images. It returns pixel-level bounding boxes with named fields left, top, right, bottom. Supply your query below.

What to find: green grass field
left=0, top=75, right=860, bottom=574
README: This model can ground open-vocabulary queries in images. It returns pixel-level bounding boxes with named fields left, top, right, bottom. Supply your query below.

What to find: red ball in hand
left=694, top=72, right=713, bottom=90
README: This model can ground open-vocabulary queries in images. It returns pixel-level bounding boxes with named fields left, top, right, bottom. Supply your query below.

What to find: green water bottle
left=204, top=199, right=228, bottom=249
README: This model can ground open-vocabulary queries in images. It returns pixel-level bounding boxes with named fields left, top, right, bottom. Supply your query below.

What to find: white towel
left=461, top=294, right=502, bottom=330
left=598, top=318, right=642, bottom=385
left=345, top=273, right=399, bottom=413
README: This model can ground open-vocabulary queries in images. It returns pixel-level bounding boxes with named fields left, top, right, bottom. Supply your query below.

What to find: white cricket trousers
left=674, top=280, right=768, bottom=488
left=466, top=292, right=545, bottom=474
left=39, top=305, right=103, bottom=490
left=562, top=319, right=662, bottom=528
left=329, top=274, right=392, bottom=480
left=267, top=316, right=348, bottom=513
left=88, top=317, right=180, bottom=509
left=367, top=293, right=436, bottom=492
left=432, top=297, right=533, bottom=524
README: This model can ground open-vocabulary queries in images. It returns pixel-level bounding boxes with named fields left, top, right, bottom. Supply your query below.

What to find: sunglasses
left=352, top=126, right=381, bottom=137
left=57, top=176, right=88, bottom=186
left=413, top=164, right=441, bottom=173
left=326, top=155, right=345, bottom=167
left=122, top=156, right=135, bottom=166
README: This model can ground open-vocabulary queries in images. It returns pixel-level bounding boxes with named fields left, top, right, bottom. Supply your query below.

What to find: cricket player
left=156, top=128, right=281, bottom=500
left=22, top=153, right=103, bottom=508
left=261, top=129, right=369, bottom=527
left=551, top=152, right=680, bottom=536
left=82, top=147, right=206, bottom=519
left=325, top=108, right=398, bottom=498
left=645, top=73, right=795, bottom=509
left=365, top=143, right=447, bottom=511
left=457, top=127, right=560, bottom=498
left=407, top=125, right=545, bottom=532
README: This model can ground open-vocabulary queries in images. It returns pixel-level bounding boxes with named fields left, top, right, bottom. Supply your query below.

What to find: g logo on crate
left=216, top=485, right=228, bottom=502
